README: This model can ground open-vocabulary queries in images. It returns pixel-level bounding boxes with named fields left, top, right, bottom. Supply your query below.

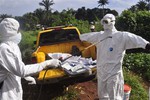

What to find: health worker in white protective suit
left=0, top=18, right=61, bottom=100
left=80, top=14, right=150, bottom=100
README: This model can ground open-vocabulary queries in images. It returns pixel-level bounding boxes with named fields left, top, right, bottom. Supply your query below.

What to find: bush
left=116, top=10, right=137, bottom=33
left=123, top=53, right=150, bottom=82
left=135, top=11, right=150, bottom=41
left=19, top=30, right=38, bottom=64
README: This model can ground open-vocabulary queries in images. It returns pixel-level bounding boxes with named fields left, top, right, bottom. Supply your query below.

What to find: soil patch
left=73, top=80, right=98, bottom=100
left=22, top=79, right=98, bottom=100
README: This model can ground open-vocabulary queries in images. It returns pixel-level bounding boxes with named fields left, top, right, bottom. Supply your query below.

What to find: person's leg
left=107, top=73, right=124, bottom=100
left=98, top=78, right=110, bottom=100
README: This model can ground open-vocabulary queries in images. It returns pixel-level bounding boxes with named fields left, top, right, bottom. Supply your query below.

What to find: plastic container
left=123, top=84, right=131, bottom=100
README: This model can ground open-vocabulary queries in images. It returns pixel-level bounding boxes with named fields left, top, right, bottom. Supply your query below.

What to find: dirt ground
left=73, top=80, right=98, bottom=100
left=22, top=77, right=98, bottom=100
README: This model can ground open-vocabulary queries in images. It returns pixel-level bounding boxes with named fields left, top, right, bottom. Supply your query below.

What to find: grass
left=123, top=67, right=149, bottom=100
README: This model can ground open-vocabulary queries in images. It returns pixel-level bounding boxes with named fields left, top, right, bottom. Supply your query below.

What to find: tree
left=128, top=0, right=149, bottom=12
left=0, top=14, right=12, bottom=21
left=97, top=0, right=109, bottom=16
left=116, top=10, right=150, bottom=42
left=145, top=0, right=150, bottom=3
left=22, top=13, right=39, bottom=30
left=129, top=5, right=138, bottom=12
left=145, top=0, right=150, bottom=10
left=39, top=0, right=54, bottom=26
left=136, top=0, right=148, bottom=10
left=34, top=8, right=45, bottom=25
left=116, top=10, right=137, bottom=33
left=75, top=7, right=87, bottom=20
left=39, top=0, right=54, bottom=12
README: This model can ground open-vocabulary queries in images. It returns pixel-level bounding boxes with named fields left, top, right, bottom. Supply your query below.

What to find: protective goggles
left=101, top=19, right=114, bottom=25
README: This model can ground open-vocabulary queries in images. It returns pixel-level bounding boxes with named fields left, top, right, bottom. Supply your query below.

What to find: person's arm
left=123, top=32, right=149, bottom=50
left=79, top=32, right=101, bottom=44
left=0, top=46, right=61, bottom=78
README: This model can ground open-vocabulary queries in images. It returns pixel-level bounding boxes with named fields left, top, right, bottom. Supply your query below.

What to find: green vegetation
left=123, top=53, right=150, bottom=100
left=123, top=67, right=148, bottom=100
left=0, top=0, right=118, bottom=31
left=116, top=10, right=150, bottom=41
left=19, top=31, right=38, bottom=64
left=123, top=53, right=150, bottom=82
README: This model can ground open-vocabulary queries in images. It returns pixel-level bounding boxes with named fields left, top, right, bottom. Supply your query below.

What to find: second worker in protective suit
left=80, top=14, right=150, bottom=100
left=0, top=18, right=61, bottom=100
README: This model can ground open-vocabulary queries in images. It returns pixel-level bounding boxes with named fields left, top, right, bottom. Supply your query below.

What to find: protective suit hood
left=101, top=14, right=117, bottom=32
left=0, top=18, right=21, bottom=44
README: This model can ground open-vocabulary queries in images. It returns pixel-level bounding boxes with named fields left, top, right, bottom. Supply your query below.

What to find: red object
left=124, top=84, right=131, bottom=92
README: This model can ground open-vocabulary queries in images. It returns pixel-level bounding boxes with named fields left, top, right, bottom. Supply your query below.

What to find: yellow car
left=32, top=25, right=97, bottom=84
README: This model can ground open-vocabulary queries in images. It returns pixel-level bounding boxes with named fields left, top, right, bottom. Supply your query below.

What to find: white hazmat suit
left=80, top=14, right=149, bottom=100
left=0, top=18, right=61, bottom=100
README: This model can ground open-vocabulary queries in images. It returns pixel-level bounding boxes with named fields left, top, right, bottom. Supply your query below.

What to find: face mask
left=101, top=19, right=115, bottom=30
left=12, top=32, right=22, bottom=44
left=103, top=23, right=113, bottom=30
left=0, top=32, right=22, bottom=44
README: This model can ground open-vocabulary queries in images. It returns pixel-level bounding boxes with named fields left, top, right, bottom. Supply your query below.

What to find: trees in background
left=39, top=0, right=54, bottom=12
left=13, top=8, right=118, bottom=31
left=1, top=0, right=150, bottom=35
left=0, top=14, right=12, bottom=22
left=116, top=10, right=150, bottom=42
left=97, top=0, right=109, bottom=16
left=0, top=0, right=118, bottom=31
left=39, top=0, right=54, bottom=26
left=75, top=7, right=118, bottom=22
left=129, top=0, right=150, bottom=12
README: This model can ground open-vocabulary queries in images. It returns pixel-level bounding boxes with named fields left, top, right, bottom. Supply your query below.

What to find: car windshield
left=39, top=29, right=80, bottom=46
